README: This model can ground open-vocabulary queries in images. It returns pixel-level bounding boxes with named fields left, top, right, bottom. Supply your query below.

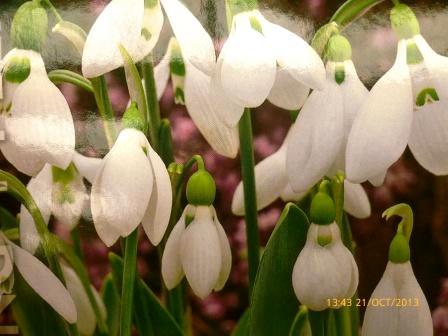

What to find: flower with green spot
left=346, top=3, right=448, bottom=184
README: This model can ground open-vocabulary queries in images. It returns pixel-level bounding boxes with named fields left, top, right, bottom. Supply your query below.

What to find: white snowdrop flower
left=0, top=232, right=77, bottom=324
left=162, top=205, right=231, bottom=299
left=62, top=264, right=106, bottom=336
left=285, top=35, right=369, bottom=193
left=19, top=162, right=91, bottom=254
left=346, top=4, right=448, bottom=185
left=0, top=49, right=75, bottom=176
left=90, top=128, right=172, bottom=247
left=213, top=9, right=325, bottom=126
left=292, top=192, right=358, bottom=311
left=231, top=127, right=371, bottom=219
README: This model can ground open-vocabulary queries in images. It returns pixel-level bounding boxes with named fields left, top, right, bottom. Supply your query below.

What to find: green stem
left=238, top=108, right=260, bottom=298
left=70, top=227, right=84, bottom=262
left=308, top=310, right=327, bottom=336
left=167, top=283, right=185, bottom=330
left=120, top=229, right=138, bottom=336
left=330, top=0, right=386, bottom=27
left=48, top=69, right=93, bottom=93
left=40, top=0, right=63, bottom=23
left=90, top=76, right=117, bottom=148
left=334, top=307, right=352, bottom=336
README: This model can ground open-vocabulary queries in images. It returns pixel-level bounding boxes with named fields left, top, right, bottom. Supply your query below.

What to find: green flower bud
left=186, top=170, right=216, bottom=206
left=311, top=22, right=340, bottom=56
left=326, top=35, right=352, bottom=62
left=388, top=233, right=410, bottom=263
left=11, top=1, right=48, bottom=52
left=122, top=102, right=146, bottom=133
left=3, top=56, right=31, bottom=84
left=390, top=4, right=420, bottom=40
left=310, top=191, right=336, bottom=225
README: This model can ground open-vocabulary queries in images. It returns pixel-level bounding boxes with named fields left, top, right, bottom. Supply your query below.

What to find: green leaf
left=159, top=119, right=175, bottom=166
left=250, top=203, right=310, bottom=336
left=289, top=306, right=311, bottom=336
left=101, top=274, right=121, bottom=336
left=109, top=253, right=183, bottom=336
left=0, top=206, right=18, bottom=230
left=232, top=309, right=250, bottom=336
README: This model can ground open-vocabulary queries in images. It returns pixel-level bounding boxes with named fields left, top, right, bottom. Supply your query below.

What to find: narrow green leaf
left=101, top=274, right=121, bottom=336
left=48, top=69, right=93, bottom=93
left=232, top=309, right=250, bottom=336
left=159, top=119, right=175, bottom=166
left=250, top=203, right=310, bottom=336
left=0, top=206, right=18, bottom=230
left=308, top=310, right=327, bottom=336
left=289, top=306, right=311, bottom=336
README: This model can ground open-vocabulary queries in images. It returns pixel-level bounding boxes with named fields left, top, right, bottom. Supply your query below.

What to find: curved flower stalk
left=162, top=165, right=231, bottom=299
left=232, top=125, right=371, bottom=218
left=362, top=204, right=432, bottom=335
left=62, top=264, right=106, bottom=336
left=0, top=232, right=77, bottom=324
left=214, top=8, right=326, bottom=126
left=89, top=127, right=172, bottom=247
left=19, top=160, right=97, bottom=254
left=285, top=35, right=369, bottom=193
left=292, top=190, right=358, bottom=311
left=0, top=49, right=75, bottom=176
left=346, top=4, right=448, bottom=185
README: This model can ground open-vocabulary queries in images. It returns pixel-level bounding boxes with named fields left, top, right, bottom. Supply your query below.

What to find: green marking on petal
left=174, top=88, right=185, bottom=105
left=416, top=87, right=439, bottom=107
left=406, top=41, right=424, bottom=65
left=334, top=63, right=345, bottom=85
left=52, top=163, right=77, bottom=185
left=4, top=56, right=31, bottom=83
left=317, top=231, right=332, bottom=247
left=141, top=28, right=152, bottom=41
left=169, top=41, right=186, bottom=76
left=249, top=16, right=263, bottom=34
left=144, top=0, right=159, bottom=9
left=55, top=184, right=75, bottom=204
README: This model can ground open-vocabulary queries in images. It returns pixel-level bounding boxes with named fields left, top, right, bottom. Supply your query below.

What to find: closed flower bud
left=186, top=170, right=216, bottom=206
left=309, top=191, right=336, bottom=225
left=390, top=4, right=420, bottom=40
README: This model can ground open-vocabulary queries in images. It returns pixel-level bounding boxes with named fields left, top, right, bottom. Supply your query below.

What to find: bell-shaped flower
left=162, top=168, right=231, bottom=299
left=0, top=49, right=75, bottom=176
left=231, top=127, right=371, bottom=219
left=346, top=4, right=448, bottom=185
left=19, top=161, right=93, bottom=254
left=89, top=128, right=172, bottom=247
left=292, top=192, right=358, bottom=311
left=0, top=232, right=77, bottom=323
left=62, top=264, right=106, bottom=336
left=213, top=9, right=325, bottom=126
left=286, top=35, right=369, bottom=193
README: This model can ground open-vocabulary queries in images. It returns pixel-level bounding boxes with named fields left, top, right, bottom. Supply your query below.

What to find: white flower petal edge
left=407, top=35, right=448, bottom=175
left=180, top=206, right=222, bottom=299
left=82, top=0, right=144, bottom=78
left=362, top=261, right=432, bottom=336
left=1, top=51, right=75, bottom=176
left=19, top=165, right=53, bottom=254
left=267, top=69, right=310, bottom=110
left=91, top=129, right=153, bottom=246
left=219, top=13, right=276, bottom=108
left=161, top=0, right=216, bottom=75
left=141, top=144, right=172, bottom=246
left=346, top=40, right=413, bottom=185
left=72, top=152, right=103, bottom=185
left=154, top=44, right=172, bottom=100
left=134, top=1, right=164, bottom=62
left=344, top=181, right=371, bottom=219
left=184, top=62, right=239, bottom=158
left=286, top=78, right=344, bottom=193
left=10, top=241, right=77, bottom=323
left=212, top=207, right=232, bottom=291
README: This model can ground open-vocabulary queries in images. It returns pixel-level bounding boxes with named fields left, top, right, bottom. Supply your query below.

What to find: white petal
left=184, top=63, right=240, bottom=158
left=141, top=144, right=172, bottom=246
left=19, top=165, right=53, bottom=254
left=10, top=242, right=77, bottom=323
left=343, top=181, right=371, bottom=219
left=280, top=184, right=307, bottom=203
left=259, top=14, right=325, bottom=90
left=1, top=54, right=75, bottom=176
left=212, top=208, right=232, bottom=291
left=161, top=208, right=189, bottom=290
left=91, top=129, right=153, bottom=246
left=62, top=265, right=98, bottom=335
left=267, top=69, right=310, bottom=110
left=231, top=145, right=287, bottom=216
left=180, top=206, right=222, bottom=299
left=368, top=171, right=387, bottom=187
left=82, top=0, right=145, bottom=78
left=72, top=152, right=103, bottom=184
left=286, top=79, right=344, bottom=193
left=346, top=40, right=413, bottom=184
left=219, top=14, right=276, bottom=108
left=154, top=43, right=172, bottom=100
left=160, top=0, right=216, bottom=75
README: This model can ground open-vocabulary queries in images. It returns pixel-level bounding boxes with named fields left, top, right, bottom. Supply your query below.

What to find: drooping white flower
left=0, top=49, right=75, bottom=176
left=231, top=127, right=371, bottom=219
left=161, top=205, right=231, bottom=299
left=361, top=261, right=432, bottom=336
left=292, top=222, right=358, bottom=311
left=19, top=159, right=97, bottom=254
left=0, top=233, right=77, bottom=324
left=90, top=128, right=172, bottom=247
left=213, top=9, right=325, bottom=126
left=286, top=35, right=369, bottom=193
left=346, top=4, right=448, bottom=185
left=62, top=264, right=106, bottom=336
